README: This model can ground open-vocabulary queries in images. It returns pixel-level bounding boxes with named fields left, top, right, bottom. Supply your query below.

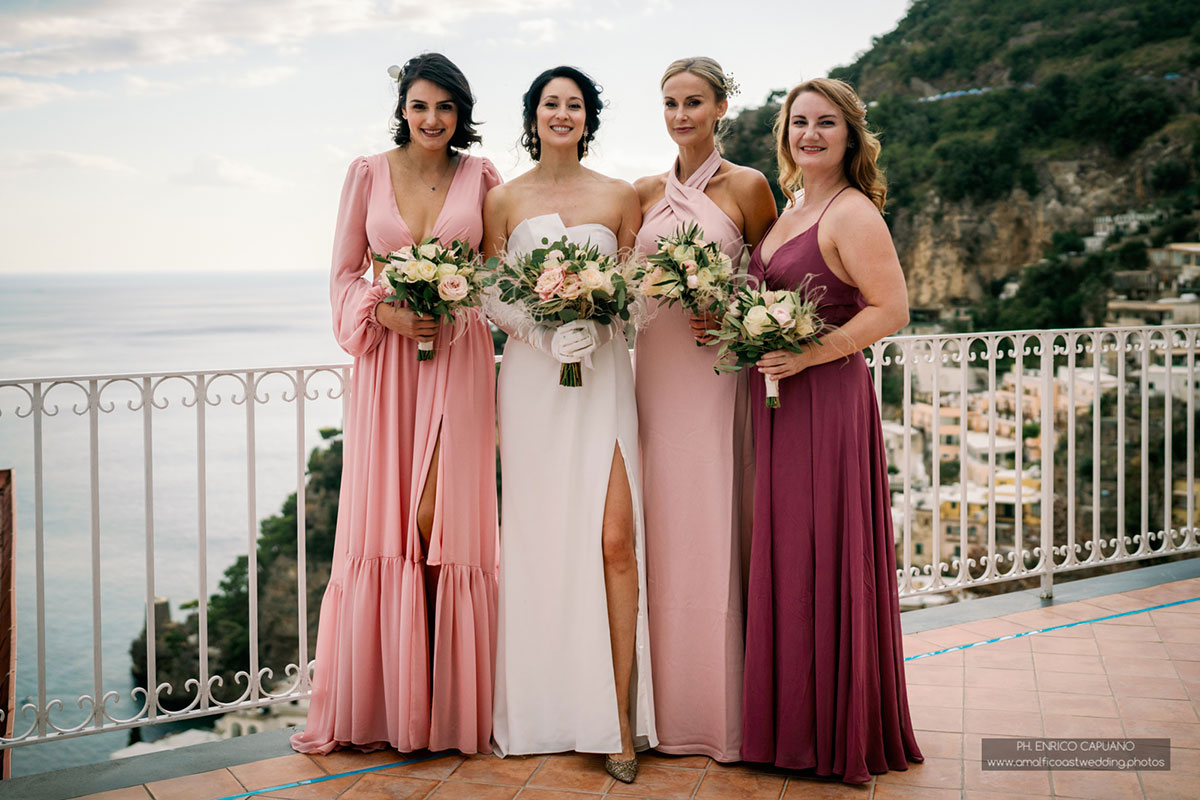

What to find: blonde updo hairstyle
left=773, top=78, right=886, bottom=212
left=660, top=56, right=732, bottom=146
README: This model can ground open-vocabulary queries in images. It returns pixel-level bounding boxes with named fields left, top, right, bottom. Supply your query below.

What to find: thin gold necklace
left=407, top=148, right=456, bottom=193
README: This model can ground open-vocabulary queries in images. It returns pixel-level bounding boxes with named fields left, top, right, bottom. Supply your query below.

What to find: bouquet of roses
left=713, top=285, right=823, bottom=408
left=484, top=236, right=642, bottom=387
left=373, top=238, right=481, bottom=360
left=642, top=222, right=736, bottom=345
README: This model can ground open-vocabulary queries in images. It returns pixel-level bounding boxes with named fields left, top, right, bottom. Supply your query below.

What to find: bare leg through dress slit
left=602, top=442, right=638, bottom=760
left=418, top=430, right=442, bottom=669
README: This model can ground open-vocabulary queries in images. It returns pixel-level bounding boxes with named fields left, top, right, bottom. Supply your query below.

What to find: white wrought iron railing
left=0, top=324, right=1195, bottom=751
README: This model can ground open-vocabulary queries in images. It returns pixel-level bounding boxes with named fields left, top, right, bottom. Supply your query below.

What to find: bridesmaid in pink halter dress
left=291, top=54, right=502, bottom=756
left=632, top=57, right=776, bottom=762
left=742, top=79, right=921, bottom=783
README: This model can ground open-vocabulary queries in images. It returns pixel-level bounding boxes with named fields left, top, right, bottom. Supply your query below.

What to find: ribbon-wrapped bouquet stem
left=374, top=238, right=482, bottom=360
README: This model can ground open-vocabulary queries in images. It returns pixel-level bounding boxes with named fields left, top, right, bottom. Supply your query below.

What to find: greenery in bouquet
left=642, top=221, right=736, bottom=324
left=483, top=236, right=643, bottom=386
left=373, top=238, right=482, bottom=360
left=713, top=285, right=824, bottom=408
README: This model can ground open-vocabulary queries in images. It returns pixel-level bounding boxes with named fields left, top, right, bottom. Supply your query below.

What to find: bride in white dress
left=482, top=66, right=656, bottom=782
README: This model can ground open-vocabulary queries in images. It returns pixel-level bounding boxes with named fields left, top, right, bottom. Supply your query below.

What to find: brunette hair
left=390, top=53, right=481, bottom=151
left=773, top=78, right=886, bottom=211
left=520, top=65, right=602, bottom=161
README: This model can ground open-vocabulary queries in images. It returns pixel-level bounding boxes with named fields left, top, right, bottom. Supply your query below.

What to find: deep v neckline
left=384, top=152, right=466, bottom=244
left=758, top=185, right=850, bottom=268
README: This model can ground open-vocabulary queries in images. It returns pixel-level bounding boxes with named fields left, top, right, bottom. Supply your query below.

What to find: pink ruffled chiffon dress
left=290, top=152, right=502, bottom=755
left=633, top=149, right=753, bottom=761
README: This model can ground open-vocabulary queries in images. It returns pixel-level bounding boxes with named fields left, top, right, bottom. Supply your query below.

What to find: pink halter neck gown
left=634, top=148, right=753, bottom=762
left=291, top=152, right=501, bottom=755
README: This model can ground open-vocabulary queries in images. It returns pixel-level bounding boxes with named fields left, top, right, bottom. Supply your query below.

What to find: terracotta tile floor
left=74, top=577, right=1200, bottom=800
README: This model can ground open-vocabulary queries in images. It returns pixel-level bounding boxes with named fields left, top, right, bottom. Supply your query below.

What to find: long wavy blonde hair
left=773, top=78, right=886, bottom=212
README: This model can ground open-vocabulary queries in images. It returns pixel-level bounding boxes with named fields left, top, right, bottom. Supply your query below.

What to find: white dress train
left=489, top=213, right=657, bottom=756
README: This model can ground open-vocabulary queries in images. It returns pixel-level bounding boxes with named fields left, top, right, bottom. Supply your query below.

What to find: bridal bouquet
left=484, top=237, right=642, bottom=387
left=373, top=238, right=482, bottom=360
left=713, top=286, right=823, bottom=408
left=642, top=222, right=736, bottom=344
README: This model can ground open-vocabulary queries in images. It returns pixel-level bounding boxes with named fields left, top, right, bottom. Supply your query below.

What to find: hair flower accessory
left=722, top=72, right=741, bottom=99
left=387, top=64, right=402, bottom=81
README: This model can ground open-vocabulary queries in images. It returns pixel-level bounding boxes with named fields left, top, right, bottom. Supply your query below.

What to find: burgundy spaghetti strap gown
left=741, top=190, right=922, bottom=783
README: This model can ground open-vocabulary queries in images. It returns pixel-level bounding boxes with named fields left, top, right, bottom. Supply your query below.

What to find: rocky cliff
left=894, top=116, right=1198, bottom=307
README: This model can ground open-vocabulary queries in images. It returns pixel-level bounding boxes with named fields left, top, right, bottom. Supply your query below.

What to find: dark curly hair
left=390, top=53, right=481, bottom=151
left=520, top=66, right=602, bottom=161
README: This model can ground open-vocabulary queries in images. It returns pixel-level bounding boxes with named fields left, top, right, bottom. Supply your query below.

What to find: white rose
left=580, top=267, right=605, bottom=291
left=603, top=271, right=617, bottom=294
left=544, top=249, right=564, bottom=267
left=696, top=268, right=715, bottom=289
left=418, top=243, right=440, bottom=260
left=394, top=245, right=413, bottom=260
left=686, top=274, right=700, bottom=290
left=409, top=259, right=438, bottom=282
left=673, top=245, right=696, bottom=264
left=435, top=262, right=458, bottom=278
left=792, top=314, right=816, bottom=338
left=743, top=305, right=772, bottom=337
left=760, top=289, right=777, bottom=305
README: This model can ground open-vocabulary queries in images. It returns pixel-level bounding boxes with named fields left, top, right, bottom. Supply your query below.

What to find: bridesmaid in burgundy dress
left=741, top=78, right=922, bottom=783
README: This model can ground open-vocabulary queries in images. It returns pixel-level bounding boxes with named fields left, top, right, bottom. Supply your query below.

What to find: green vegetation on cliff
left=723, top=0, right=1199, bottom=213
left=131, top=429, right=341, bottom=705
left=833, top=0, right=1198, bottom=91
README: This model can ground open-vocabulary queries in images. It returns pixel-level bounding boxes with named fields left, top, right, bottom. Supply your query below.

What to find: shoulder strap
left=816, top=185, right=851, bottom=224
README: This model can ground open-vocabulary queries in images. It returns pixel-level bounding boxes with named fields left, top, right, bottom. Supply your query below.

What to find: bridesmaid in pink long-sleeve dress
left=291, top=54, right=502, bottom=756
left=632, top=57, right=776, bottom=762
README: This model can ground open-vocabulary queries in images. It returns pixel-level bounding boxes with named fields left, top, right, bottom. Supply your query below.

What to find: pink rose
left=535, top=266, right=565, bottom=300
left=769, top=304, right=795, bottom=329
left=437, top=274, right=470, bottom=302
left=683, top=259, right=699, bottom=273
left=558, top=274, right=584, bottom=299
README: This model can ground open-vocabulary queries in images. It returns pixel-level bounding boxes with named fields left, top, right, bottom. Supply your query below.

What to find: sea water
left=0, top=270, right=349, bottom=775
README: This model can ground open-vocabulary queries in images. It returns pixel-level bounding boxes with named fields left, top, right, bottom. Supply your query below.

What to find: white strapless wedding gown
left=491, top=213, right=657, bottom=756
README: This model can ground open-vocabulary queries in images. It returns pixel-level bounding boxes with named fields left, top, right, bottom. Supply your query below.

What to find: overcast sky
left=0, top=0, right=911, bottom=275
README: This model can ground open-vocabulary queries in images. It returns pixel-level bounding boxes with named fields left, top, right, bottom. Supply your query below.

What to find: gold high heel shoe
left=605, top=753, right=638, bottom=783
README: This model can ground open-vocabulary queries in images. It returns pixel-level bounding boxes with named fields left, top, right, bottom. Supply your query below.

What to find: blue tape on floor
left=211, top=595, right=1200, bottom=798
left=904, top=595, right=1200, bottom=662
left=211, top=752, right=451, bottom=800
